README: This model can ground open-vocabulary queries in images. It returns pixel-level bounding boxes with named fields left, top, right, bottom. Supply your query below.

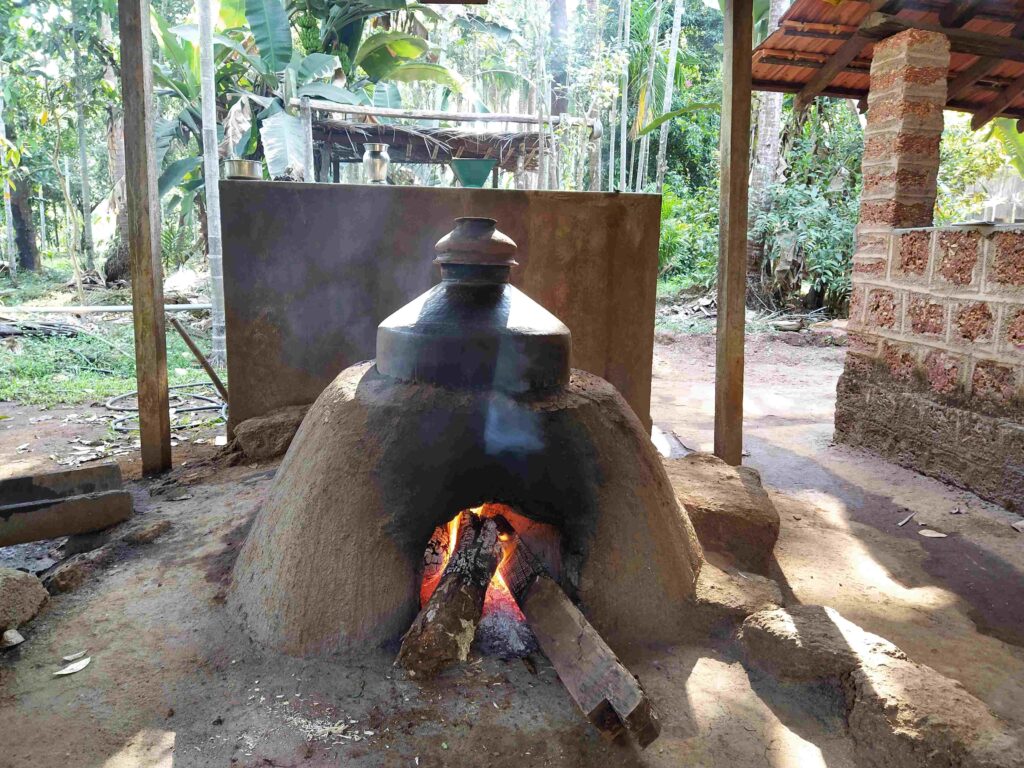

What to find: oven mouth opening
left=418, top=502, right=560, bottom=659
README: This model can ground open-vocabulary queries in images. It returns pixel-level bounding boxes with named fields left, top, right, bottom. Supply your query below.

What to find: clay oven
left=229, top=217, right=704, bottom=659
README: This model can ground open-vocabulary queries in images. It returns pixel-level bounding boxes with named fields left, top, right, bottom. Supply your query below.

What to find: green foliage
left=245, top=0, right=293, bottom=72
left=752, top=182, right=856, bottom=313
left=935, top=114, right=1011, bottom=225
left=992, top=118, right=1024, bottom=178
left=0, top=318, right=211, bottom=407
left=658, top=180, right=719, bottom=289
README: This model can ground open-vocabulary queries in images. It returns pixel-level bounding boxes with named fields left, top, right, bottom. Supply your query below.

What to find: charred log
left=397, top=512, right=502, bottom=679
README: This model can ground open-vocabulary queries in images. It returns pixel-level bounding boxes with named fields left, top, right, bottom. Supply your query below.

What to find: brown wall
left=220, top=181, right=661, bottom=431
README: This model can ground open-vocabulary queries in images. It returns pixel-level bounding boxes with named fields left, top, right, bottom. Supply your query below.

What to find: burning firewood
left=397, top=511, right=502, bottom=679
left=499, top=530, right=661, bottom=749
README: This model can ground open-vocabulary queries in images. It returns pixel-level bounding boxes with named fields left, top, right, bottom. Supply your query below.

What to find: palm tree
left=198, top=0, right=227, bottom=365
left=72, top=53, right=94, bottom=270
left=655, top=0, right=683, bottom=190
left=748, top=0, right=788, bottom=274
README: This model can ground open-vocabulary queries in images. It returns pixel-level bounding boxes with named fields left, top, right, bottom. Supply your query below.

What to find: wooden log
left=499, top=534, right=661, bottom=749
left=397, top=512, right=501, bottom=679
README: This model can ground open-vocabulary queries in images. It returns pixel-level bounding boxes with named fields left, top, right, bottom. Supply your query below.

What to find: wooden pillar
left=119, top=0, right=172, bottom=474
left=714, top=0, right=753, bottom=466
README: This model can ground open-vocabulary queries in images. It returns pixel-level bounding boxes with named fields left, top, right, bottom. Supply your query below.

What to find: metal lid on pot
left=376, top=217, right=571, bottom=393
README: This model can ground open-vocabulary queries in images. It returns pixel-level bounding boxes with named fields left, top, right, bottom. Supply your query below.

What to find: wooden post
left=300, top=96, right=315, bottom=183
left=714, top=0, right=752, bottom=466
left=119, top=0, right=172, bottom=474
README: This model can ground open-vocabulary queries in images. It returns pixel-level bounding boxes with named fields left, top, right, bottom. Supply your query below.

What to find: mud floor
left=0, top=335, right=1022, bottom=767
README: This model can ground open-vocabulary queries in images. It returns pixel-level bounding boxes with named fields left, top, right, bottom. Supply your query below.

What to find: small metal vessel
left=221, top=158, right=263, bottom=180
left=363, top=143, right=391, bottom=184
left=376, top=217, right=571, bottom=393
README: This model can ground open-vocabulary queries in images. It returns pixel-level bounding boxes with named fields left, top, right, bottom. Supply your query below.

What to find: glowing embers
left=419, top=503, right=560, bottom=658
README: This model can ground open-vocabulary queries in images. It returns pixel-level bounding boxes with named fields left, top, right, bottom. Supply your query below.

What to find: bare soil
left=0, top=335, right=1022, bottom=767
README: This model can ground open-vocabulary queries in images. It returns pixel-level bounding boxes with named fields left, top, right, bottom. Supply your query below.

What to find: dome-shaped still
left=229, top=217, right=704, bottom=658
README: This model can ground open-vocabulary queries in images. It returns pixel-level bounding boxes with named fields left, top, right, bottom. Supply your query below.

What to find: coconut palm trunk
left=635, top=0, right=662, bottom=192
left=0, top=89, right=15, bottom=278
left=656, top=0, right=684, bottom=190
left=618, top=0, right=630, bottom=190
left=72, top=34, right=95, bottom=271
left=101, top=13, right=128, bottom=260
left=747, top=0, right=787, bottom=276
left=198, top=0, right=227, bottom=366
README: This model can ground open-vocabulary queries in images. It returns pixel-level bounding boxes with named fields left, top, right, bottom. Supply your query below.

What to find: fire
left=420, top=503, right=524, bottom=620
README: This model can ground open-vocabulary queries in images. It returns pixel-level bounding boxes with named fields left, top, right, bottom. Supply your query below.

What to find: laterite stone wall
left=835, top=29, right=1024, bottom=511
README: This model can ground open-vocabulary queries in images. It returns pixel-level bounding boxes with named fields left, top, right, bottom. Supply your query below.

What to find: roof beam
left=793, top=0, right=903, bottom=111
left=938, top=0, right=984, bottom=28
left=947, top=17, right=1024, bottom=101
left=794, top=33, right=871, bottom=111
left=859, top=12, right=1024, bottom=64
left=971, top=71, right=1024, bottom=129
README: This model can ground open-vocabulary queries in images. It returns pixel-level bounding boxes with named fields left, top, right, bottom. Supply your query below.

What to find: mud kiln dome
left=229, top=218, right=704, bottom=657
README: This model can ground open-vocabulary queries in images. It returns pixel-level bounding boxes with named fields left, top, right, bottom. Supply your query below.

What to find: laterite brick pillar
left=851, top=29, right=949, bottom=299
left=836, top=30, right=1024, bottom=511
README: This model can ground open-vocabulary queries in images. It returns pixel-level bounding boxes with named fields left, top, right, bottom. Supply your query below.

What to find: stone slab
left=0, top=463, right=122, bottom=506
left=663, top=453, right=780, bottom=575
left=0, top=490, right=134, bottom=547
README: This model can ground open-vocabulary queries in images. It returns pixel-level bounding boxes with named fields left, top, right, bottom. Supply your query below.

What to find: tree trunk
left=549, top=0, right=569, bottom=115
left=636, top=0, right=662, bottom=191
left=4, top=123, right=38, bottom=272
left=656, top=0, right=684, bottom=190
left=747, top=0, right=786, bottom=277
left=10, top=173, right=39, bottom=271
left=618, top=0, right=631, bottom=191
left=199, top=0, right=227, bottom=365
left=101, top=12, right=128, bottom=248
left=0, top=86, right=15, bottom=277
left=72, top=33, right=95, bottom=270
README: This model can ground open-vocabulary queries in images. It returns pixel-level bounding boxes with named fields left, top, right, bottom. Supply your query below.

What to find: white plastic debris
left=54, top=657, right=91, bottom=676
left=62, top=650, right=87, bottom=662
left=1012, top=520, right=1024, bottom=534
left=918, top=529, right=947, bottom=538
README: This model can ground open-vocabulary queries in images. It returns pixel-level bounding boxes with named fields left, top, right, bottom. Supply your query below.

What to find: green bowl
left=450, top=158, right=497, bottom=188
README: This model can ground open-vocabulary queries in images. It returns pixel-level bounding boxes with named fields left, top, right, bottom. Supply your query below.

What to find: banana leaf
left=260, top=111, right=308, bottom=179
left=158, top=156, right=202, bottom=199
left=637, top=103, right=720, bottom=136
left=297, top=53, right=342, bottom=84
left=244, top=0, right=292, bottom=73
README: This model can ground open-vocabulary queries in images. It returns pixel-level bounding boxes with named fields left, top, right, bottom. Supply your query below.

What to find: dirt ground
left=1, top=335, right=1023, bottom=767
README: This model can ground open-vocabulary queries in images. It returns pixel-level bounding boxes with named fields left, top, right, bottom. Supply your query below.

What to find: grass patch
left=0, top=260, right=77, bottom=306
left=0, top=317, right=219, bottom=407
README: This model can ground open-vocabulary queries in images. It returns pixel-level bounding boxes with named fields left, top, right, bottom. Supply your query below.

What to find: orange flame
left=422, top=504, right=521, bottom=618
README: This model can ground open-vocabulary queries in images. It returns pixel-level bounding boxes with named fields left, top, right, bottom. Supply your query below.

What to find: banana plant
left=153, top=0, right=361, bottom=191
left=290, top=0, right=467, bottom=92
left=992, top=118, right=1024, bottom=178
